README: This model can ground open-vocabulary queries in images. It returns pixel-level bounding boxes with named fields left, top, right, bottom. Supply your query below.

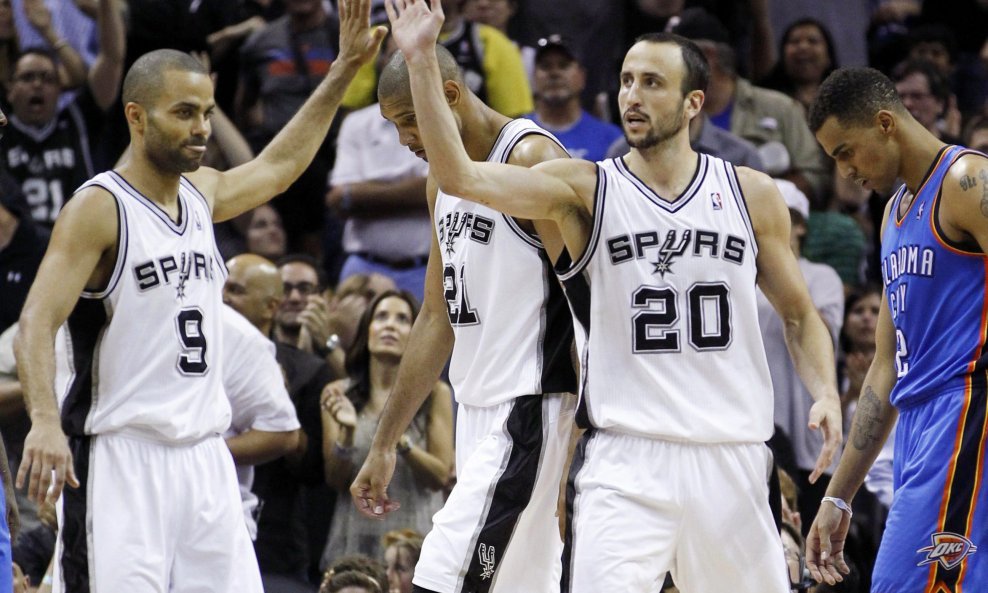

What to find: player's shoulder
left=183, top=166, right=223, bottom=211
left=944, top=150, right=988, bottom=190
left=56, top=183, right=119, bottom=235
left=507, top=131, right=570, bottom=167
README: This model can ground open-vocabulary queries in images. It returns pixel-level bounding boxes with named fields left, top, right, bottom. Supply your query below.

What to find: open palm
left=385, top=0, right=445, bottom=56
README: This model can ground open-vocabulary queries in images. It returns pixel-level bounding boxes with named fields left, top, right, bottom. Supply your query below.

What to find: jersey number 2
left=631, top=283, right=732, bottom=352
left=176, top=308, right=208, bottom=375
left=443, top=264, right=480, bottom=326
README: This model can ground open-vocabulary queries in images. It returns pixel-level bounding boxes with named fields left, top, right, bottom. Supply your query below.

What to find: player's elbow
left=281, top=429, right=301, bottom=457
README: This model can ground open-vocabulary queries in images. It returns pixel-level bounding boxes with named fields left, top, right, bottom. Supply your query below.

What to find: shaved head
left=122, top=49, right=209, bottom=108
left=378, top=44, right=463, bottom=103
left=224, top=254, right=284, bottom=331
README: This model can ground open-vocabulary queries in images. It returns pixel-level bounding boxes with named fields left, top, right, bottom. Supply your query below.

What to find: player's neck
left=463, top=101, right=513, bottom=161
left=626, top=134, right=699, bottom=198
left=115, top=157, right=182, bottom=208
left=898, top=122, right=949, bottom=195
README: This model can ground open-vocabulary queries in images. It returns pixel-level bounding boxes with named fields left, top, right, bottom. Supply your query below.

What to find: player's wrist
left=821, top=496, right=853, bottom=517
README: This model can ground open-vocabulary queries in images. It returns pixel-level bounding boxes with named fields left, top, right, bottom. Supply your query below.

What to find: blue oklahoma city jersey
left=881, top=145, right=988, bottom=406
left=872, top=145, right=988, bottom=593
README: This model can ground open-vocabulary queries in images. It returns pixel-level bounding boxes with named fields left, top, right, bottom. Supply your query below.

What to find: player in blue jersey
left=806, top=67, right=988, bottom=592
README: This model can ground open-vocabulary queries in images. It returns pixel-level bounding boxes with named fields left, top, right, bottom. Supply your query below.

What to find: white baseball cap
left=774, top=178, right=809, bottom=220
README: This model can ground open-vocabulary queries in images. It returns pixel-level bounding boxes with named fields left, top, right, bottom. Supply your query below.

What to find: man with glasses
left=0, top=0, right=124, bottom=228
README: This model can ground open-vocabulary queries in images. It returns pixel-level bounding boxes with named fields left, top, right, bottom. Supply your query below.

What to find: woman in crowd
left=839, top=285, right=881, bottom=428
left=319, top=555, right=389, bottom=593
left=761, top=18, right=838, bottom=111
left=381, top=529, right=423, bottom=593
left=319, top=290, right=453, bottom=566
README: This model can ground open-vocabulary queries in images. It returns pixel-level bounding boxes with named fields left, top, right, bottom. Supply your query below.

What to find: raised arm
left=199, top=0, right=387, bottom=222
left=14, top=187, right=119, bottom=505
left=350, top=178, right=454, bottom=517
left=385, top=0, right=593, bottom=253
left=23, top=0, right=86, bottom=88
left=742, top=167, right=843, bottom=480
left=87, top=0, right=126, bottom=111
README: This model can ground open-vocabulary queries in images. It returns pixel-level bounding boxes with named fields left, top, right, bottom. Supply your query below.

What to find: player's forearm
left=783, top=310, right=841, bottom=405
left=255, top=58, right=363, bottom=195
left=12, top=321, right=61, bottom=424
left=369, top=307, right=453, bottom=452
left=226, top=429, right=299, bottom=466
left=827, top=371, right=897, bottom=502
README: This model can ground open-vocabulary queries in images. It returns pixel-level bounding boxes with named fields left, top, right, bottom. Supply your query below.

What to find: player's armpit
left=938, top=153, right=988, bottom=252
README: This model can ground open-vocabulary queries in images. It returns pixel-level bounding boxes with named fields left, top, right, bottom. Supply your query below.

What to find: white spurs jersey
left=558, top=154, right=773, bottom=443
left=435, top=119, right=576, bottom=406
left=60, top=171, right=231, bottom=443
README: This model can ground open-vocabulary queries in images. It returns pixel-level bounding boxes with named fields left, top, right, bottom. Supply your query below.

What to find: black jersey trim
left=896, top=144, right=953, bottom=227
left=613, top=152, right=707, bottom=212
left=536, top=249, right=578, bottom=393
left=561, top=429, right=594, bottom=593
left=501, top=213, right=544, bottom=249
left=458, top=394, right=549, bottom=593
left=931, top=149, right=987, bottom=256
left=78, top=183, right=128, bottom=299
left=108, top=171, right=189, bottom=235
left=557, top=165, right=605, bottom=281
left=59, top=435, right=93, bottom=593
left=178, top=176, right=229, bottom=276
left=61, top=299, right=110, bottom=436
left=66, top=104, right=95, bottom=182
left=724, top=162, right=758, bottom=259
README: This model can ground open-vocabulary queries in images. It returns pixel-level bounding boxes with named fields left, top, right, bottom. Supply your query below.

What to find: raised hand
left=384, top=0, right=445, bottom=58
left=338, top=0, right=389, bottom=67
left=321, top=382, right=357, bottom=429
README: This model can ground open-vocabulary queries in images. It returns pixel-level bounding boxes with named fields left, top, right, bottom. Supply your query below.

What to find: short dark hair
left=122, top=49, right=208, bottom=107
left=378, top=44, right=462, bottom=103
left=15, top=47, right=58, bottom=71
left=275, top=253, right=328, bottom=289
left=632, top=32, right=709, bottom=95
left=808, top=67, right=904, bottom=133
left=892, top=59, right=951, bottom=104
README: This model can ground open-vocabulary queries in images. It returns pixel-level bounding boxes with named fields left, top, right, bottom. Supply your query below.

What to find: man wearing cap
left=756, top=179, right=844, bottom=524
left=525, top=35, right=621, bottom=162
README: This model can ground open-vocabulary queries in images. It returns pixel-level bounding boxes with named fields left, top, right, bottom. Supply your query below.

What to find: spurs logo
left=917, top=532, right=978, bottom=570
left=652, top=229, right=692, bottom=278
left=437, top=211, right=495, bottom=256
left=479, top=543, right=496, bottom=580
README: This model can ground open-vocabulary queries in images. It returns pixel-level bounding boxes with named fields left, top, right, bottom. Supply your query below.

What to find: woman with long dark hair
left=761, top=18, right=838, bottom=111
left=319, top=290, right=453, bottom=566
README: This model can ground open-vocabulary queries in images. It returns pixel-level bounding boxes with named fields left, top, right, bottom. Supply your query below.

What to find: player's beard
left=625, top=102, right=686, bottom=151
left=144, top=115, right=205, bottom=175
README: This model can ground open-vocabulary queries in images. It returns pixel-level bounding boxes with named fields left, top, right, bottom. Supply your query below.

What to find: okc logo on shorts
left=917, top=532, right=978, bottom=570
left=479, top=543, right=496, bottom=580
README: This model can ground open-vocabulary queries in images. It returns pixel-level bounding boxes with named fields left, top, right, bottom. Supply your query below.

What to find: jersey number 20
left=176, top=308, right=208, bottom=375
left=631, top=283, right=732, bottom=352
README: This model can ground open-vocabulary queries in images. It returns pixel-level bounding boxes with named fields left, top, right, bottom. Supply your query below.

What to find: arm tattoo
left=852, top=386, right=887, bottom=451
left=961, top=175, right=977, bottom=191
left=979, top=171, right=988, bottom=217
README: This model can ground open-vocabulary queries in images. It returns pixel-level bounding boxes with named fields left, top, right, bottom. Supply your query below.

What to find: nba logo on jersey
left=710, top=191, right=723, bottom=210
left=917, top=532, right=978, bottom=570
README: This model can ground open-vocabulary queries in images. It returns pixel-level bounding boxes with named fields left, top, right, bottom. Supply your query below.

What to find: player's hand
left=806, top=501, right=851, bottom=585
left=16, top=416, right=78, bottom=507
left=337, top=0, right=388, bottom=67
left=321, top=382, right=357, bottom=428
left=350, top=447, right=401, bottom=519
left=807, top=396, right=842, bottom=483
left=385, top=0, right=445, bottom=57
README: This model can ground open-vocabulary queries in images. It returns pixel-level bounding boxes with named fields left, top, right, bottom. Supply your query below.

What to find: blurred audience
left=760, top=18, right=838, bottom=112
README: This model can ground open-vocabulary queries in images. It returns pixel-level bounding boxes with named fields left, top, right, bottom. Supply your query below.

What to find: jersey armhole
left=557, top=164, right=605, bottom=281
left=724, top=162, right=759, bottom=259
left=80, top=184, right=127, bottom=300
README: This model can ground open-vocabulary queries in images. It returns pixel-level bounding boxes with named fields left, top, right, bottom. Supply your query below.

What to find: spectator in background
left=757, top=179, right=844, bottom=537
left=963, top=114, right=988, bottom=153
left=461, top=0, right=534, bottom=79
left=685, top=16, right=830, bottom=206
left=381, top=529, right=422, bottom=593
left=838, top=285, right=880, bottom=425
left=225, top=254, right=338, bottom=591
left=892, top=59, right=962, bottom=144
left=3, top=0, right=87, bottom=99
left=237, top=0, right=346, bottom=261
left=320, top=290, right=452, bottom=567
left=0, top=171, right=44, bottom=334
left=328, top=32, right=430, bottom=301
left=319, top=555, right=388, bottom=593
left=525, top=34, right=621, bottom=162
left=12, top=0, right=96, bottom=66
left=246, top=204, right=289, bottom=263
left=1, top=0, right=124, bottom=227
left=760, top=18, right=838, bottom=112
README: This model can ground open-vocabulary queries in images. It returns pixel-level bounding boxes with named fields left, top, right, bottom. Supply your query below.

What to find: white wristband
left=822, top=496, right=853, bottom=517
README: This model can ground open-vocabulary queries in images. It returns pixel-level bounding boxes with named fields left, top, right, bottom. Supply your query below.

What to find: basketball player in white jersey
left=12, top=2, right=386, bottom=590
left=384, top=1, right=843, bottom=592
left=348, top=28, right=577, bottom=593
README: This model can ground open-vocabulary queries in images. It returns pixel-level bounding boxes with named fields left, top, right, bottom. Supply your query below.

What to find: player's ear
left=124, top=102, right=146, bottom=130
left=443, top=80, right=462, bottom=108
left=876, top=109, right=896, bottom=136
